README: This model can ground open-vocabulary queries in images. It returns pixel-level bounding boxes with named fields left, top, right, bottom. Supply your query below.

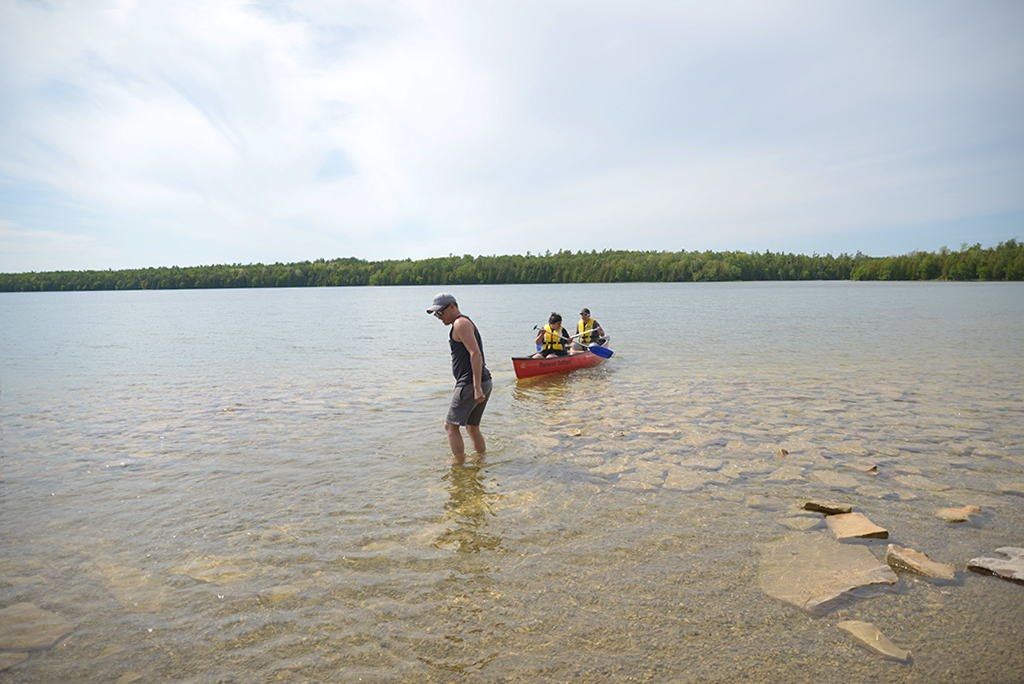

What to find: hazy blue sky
left=1, top=0, right=1022, bottom=272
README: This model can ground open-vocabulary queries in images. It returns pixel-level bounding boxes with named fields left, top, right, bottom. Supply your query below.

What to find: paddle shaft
left=534, top=325, right=604, bottom=341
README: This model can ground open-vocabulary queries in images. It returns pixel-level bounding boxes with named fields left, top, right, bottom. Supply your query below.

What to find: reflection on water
left=420, top=463, right=505, bottom=674
left=435, top=463, right=505, bottom=555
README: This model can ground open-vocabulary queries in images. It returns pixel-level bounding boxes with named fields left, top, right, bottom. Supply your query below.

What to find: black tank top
left=450, top=315, right=491, bottom=385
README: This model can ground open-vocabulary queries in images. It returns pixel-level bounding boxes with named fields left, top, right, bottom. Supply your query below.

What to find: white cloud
left=0, top=219, right=117, bottom=271
left=0, top=0, right=1021, bottom=272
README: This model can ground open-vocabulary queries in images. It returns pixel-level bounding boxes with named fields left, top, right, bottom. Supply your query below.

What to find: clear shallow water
left=1, top=282, right=1023, bottom=683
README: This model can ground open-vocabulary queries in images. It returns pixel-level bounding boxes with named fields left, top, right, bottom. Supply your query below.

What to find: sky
left=1, top=0, right=1022, bottom=273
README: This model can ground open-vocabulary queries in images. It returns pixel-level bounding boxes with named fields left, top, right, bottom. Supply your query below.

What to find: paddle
left=533, top=325, right=600, bottom=341
left=570, top=328, right=611, bottom=353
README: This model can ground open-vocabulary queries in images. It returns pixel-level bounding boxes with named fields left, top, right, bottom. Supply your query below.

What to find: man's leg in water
left=466, top=424, right=486, bottom=455
left=446, top=421, right=466, bottom=460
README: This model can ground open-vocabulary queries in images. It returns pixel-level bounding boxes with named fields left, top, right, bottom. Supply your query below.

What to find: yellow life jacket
left=577, top=318, right=597, bottom=344
left=542, top=324, right=566, bottom=351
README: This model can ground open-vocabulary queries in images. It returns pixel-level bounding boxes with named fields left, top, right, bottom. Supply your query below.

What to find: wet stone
left=811, top=471, right=861, bottom=489
left=759, top=532, right=898, bottom=615
left=592, top=457, right=632, bottom=475
left=745, top=495, right=787, bottom=510
left=935, top=505, right=980, bottom=523
left=174, top=557, right=250, bottom=586
left=826, top=512, right=888, bottom=540
left=663, top=467, right=710, bottom=491
left=766, top=466, right=806, bottom=482
left=838, top=620, right=911, bottom=662
left=0, top=603, right=74, bottom=652
left=997, top=482, right=1024, bottom=497
left=258, top=584, right=304, bottom=602
left=894, top=473, right=948, bottom=491
left=0, top=653, right=29, bottom=672
left=778, top=515, right=823, bottom=531
left=802, top=501, right=852, bottom=515
left=92, top=558, right=169, bottom=612
left=619, top=462, right=666, bottom=490
left=676, top=458, right=724, bottom=470
left=967, top=547, right=1024, bottom=584
left=886, top=544, right=955, bottom=580
left=856, top=484, right=898, bottom=500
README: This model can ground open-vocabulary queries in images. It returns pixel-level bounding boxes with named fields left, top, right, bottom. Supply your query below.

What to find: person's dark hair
left=548, top=312, right=562, bottom=324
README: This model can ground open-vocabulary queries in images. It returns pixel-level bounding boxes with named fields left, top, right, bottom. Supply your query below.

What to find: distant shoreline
left=2, top=241, right=1021, bottom=292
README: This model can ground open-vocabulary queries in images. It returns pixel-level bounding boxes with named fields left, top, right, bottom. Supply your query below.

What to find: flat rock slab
left=935, top=505, right=980, bottom=523
left=838, top=620, right=911, bottom=662
left=826, top=512, right=889, bottom=539
left=0, top=603, right=74, bottom=651
left=767, top=466, right=807, bottom=482
left=997, top=482, right=1024, bottom=497
left=759, top=532, right=898, bottom=615
left=803, top=501, right=852, bottom=515
left=886, top=544, right=955, bottom=580
left=894, top=473, right=948, bottom=491
left=0, top=653, right=29, bottom=673
left=676, top=458, right=724, bottom=470
left=663, top=467, right=712, bottom=491
left=967, top=547, right=1024, bottom=584
left=745, top=495, right=788, bottom=510
left=811, top=471, right=861, bottom=489
left=778, top=515, right=823, bottom=531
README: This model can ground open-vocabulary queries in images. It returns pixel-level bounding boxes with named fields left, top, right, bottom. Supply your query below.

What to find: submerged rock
left=0, top=653, right=29, bottom=673
left=838, top=620, right=911, bottom=662
left=663, top=467, right=710, bottom=491
left=802, top=501, right=853, bottom=515
left=886, top=544, right=955, bottom=580
left=997, top=482, right=1024, bottom=497
left=778, top=515, right=823, bottom=531
left=0, top=603, right=74, bottom=652
left=967, top=547, right=1024, bottom=584
left=759, top=532, right=898, bottom=615
left=894, top=473, right=948, bottom=491
left=767, top=466, right=806, bottom=482
left=935, top=505, right=980, bottom=523
left=812, top=471, right=861, bottom=489
left=745, top=494, right=787, bottom=510
left=826, top=512, right=889, bottom=540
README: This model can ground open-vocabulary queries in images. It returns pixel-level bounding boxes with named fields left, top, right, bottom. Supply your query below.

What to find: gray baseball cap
left=426, top=292, right=457, bottom=314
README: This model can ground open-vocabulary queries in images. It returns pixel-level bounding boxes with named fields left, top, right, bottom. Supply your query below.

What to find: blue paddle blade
left=589, top=344, right=613, bottom=358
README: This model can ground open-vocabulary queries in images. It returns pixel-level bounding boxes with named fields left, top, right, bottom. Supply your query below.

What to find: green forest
left=2, top=240, right=1022, bottom=292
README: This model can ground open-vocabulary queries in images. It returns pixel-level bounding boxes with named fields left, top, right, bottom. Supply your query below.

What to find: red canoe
left=511, top=349, right=610, bottom=379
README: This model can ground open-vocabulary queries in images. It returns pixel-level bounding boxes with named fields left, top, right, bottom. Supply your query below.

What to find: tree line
left=2, top=241, right=1021, bottom=292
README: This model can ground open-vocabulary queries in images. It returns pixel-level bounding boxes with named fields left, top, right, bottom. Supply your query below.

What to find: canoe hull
left=512, top=350, right=608, bottom=379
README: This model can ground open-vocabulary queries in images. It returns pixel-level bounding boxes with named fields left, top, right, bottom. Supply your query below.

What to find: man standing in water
left=427, top=293, right=492, bottom=462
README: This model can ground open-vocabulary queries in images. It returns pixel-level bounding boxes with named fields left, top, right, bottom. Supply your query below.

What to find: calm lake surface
left=2, top=281, right=1023, bottom=683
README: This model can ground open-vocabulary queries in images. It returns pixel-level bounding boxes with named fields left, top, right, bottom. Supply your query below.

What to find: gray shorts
left=446, top=378, right=492, bottom=426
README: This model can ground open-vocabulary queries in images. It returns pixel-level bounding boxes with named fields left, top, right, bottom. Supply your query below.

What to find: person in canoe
left=570, top=308, right=606, bottom=354
left=427, top=292, right=492, bottom=462
left=533, top=312, right=571, bottom=358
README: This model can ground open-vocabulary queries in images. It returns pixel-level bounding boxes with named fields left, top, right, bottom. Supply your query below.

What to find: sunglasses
left=433, top=303, right=450, bottom=318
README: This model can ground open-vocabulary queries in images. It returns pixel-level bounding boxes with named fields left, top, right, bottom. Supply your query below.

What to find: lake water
left=1, top=281, right=1023, bottom=683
